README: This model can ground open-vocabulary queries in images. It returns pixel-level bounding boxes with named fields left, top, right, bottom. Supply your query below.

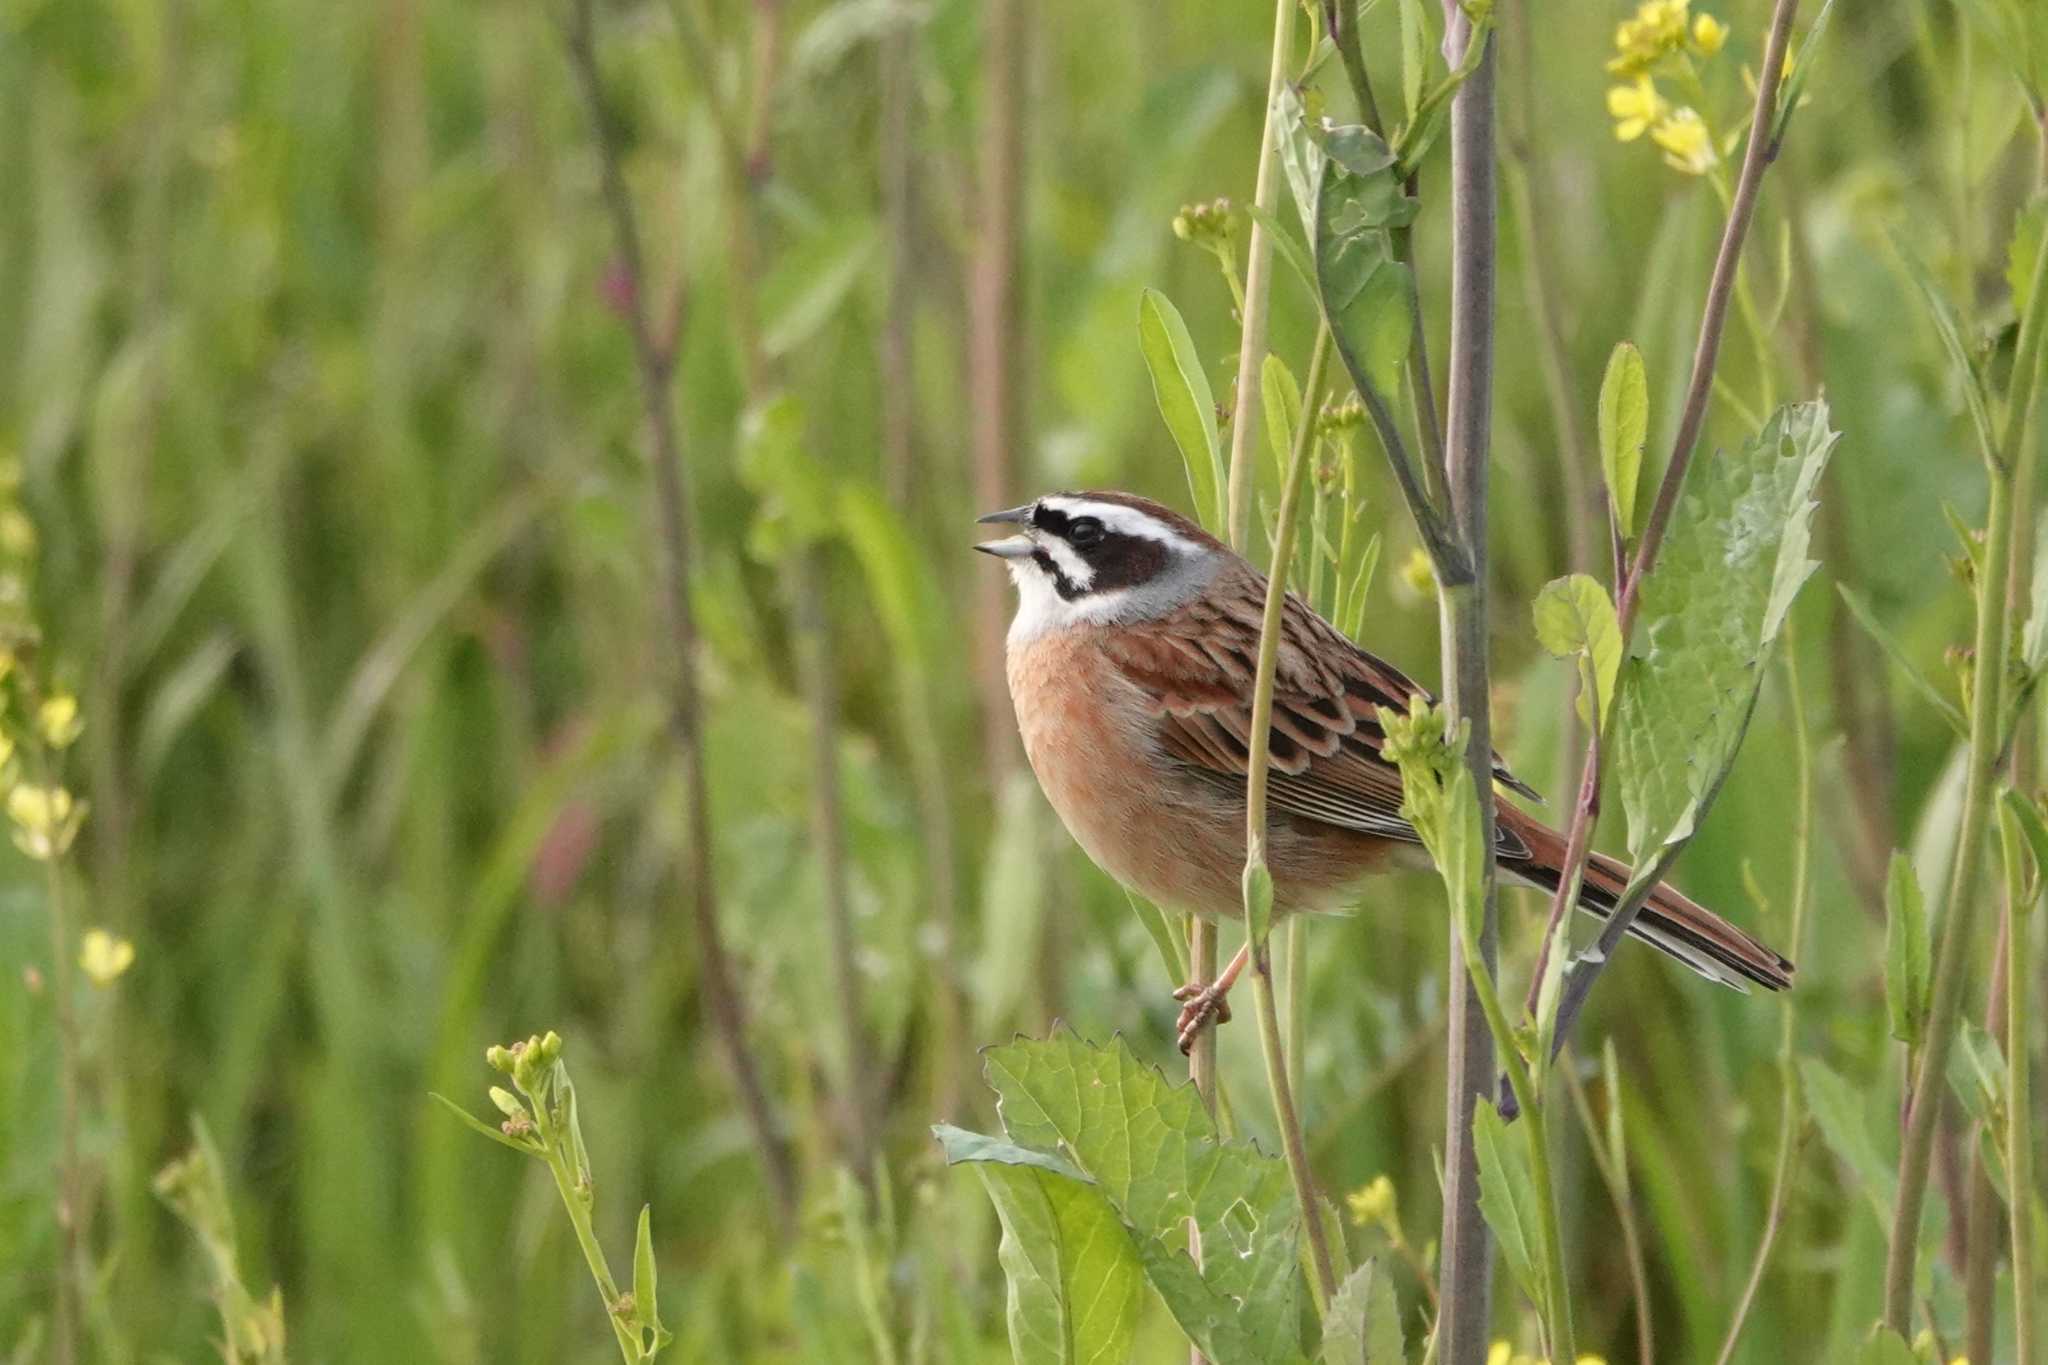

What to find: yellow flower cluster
left=1487, top=1346, right=1608, bottom=1365
left=1604, top=0, right=1729, bottom=177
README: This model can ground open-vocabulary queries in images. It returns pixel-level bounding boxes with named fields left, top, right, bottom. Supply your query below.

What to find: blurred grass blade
left=1138, top=288, right=1226, bottom=531
left=1837, top=584, right=1968, bottom=737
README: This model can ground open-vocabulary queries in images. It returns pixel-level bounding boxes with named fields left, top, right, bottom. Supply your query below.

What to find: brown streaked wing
left=1101, top=576, right=1534, bottom=860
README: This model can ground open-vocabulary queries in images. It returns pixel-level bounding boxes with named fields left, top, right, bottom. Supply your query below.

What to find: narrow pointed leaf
left=1597, top=342, right=1648, bottom=541
left=1138, top=289, right=1226, bottom=532
left=1837, top=584, right=1968, bottom=736
left=1883, top=852, right=1931, bottom=1048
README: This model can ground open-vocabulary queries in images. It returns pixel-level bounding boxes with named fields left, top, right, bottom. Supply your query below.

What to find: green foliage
left=153, top=1119, right=288, bottom=1365
left=1799, top=1057, right=1898, bottom=1229
left=1615, top=400, right=1840, bottom=861
left=1884, top=852, right=1931, bottom=1049
left=1838, top=584, right=1968, bottom=735
left=1531, top=572, right=1622, bottom=731
left=1318, top=1259, right=1402, bottom=1365
left=1471, top=1099, right=1543, bottom=1313
left=1138, top=289, right=1227, bottom=532
left=1313, top=138, right=1416, bottom=399
left=1597, top=342, right=1648, bottom=542
left=941, top=1030, right=1309, bottom=1365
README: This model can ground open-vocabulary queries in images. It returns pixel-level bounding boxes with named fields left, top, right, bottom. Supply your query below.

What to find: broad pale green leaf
left=1614, top=400, right=1840, bottom=862
left=1532, top=573, right=1623, bottom=729
left=1837, top=584, right=1968, bottom=736
left=1273, top=84, right=1323, bottom=238
left=1597, top=342, right=1647, bottom=541
left=1857, top=1327, right=1919, bottom=1365
left=1883, top=852, right=1930, bottom=1048
left=1138, top=289, right=1227, bottom=533
left=1471, top=1099, right=1542, bottom=1308
left=1263, top=353, right=1304, bottom=483
left=1320, top=1258, right=1404, bottom=1365
left=982, top=1031, right=1310, bottom=1365
left=1314, top=153, right=1416, bottom=400
left=935, top=1125, right=1146, bottom=1365
left=1798, top=1057, right=1896, bottom=1227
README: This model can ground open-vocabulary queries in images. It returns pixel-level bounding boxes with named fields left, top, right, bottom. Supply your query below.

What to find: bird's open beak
left=974, top=503, right=1035, bottom=558
left=973, top=534, right=1036, bottom=559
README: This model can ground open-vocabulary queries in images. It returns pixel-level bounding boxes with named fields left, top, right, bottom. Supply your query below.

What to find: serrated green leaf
left=1532, top=573, right=1623, bottom=730
left=1138, top=289, right=1227, bottom=533
left=1837, top=584, right=1968, bottom=736
left=1798, top=1057, right=1896, bottom=1227
left=979, top=1031, right=1310, bottom=1365
left=1314, top=155, right=1415, bottom=400
left=1320, top=1258, right=1404, bottom=1365
left=1263, top=354, right=1304, bottom=483
left=1614, top=400, right=1840, bottom=862
left=1598, top=342, right=1648, bottom=541
left=1471, top=1099, right=1542, bottom=1309
left=936, top=1125, right=1146, bottom=1365
left=1245, top=858, right=1277, bottom=948
left=1884, top=852, right=1931, bottom=1048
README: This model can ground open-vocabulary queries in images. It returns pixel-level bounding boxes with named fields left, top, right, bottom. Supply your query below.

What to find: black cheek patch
left=1087, top=536, right=1169, bottom=594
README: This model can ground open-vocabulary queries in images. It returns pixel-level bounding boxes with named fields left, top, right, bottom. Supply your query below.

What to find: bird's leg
left=1174, top=941, right=1251, bottom=1055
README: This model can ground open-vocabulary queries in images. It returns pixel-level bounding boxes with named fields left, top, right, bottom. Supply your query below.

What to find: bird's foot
left=1172, top=981, right=1234, bottom=1055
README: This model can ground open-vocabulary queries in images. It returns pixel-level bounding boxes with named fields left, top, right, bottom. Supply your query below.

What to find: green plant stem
left=1223, top=0, right=1296, bottom=552
left=1240, top=324, right=1340, bottom=1309
left=2012, top=835, right=2037, bottom=1365
left=1715, top=638, right=1816, bottom=1365
left=46, top=845, right=81, bottom=1365
left=1282, top=916, right=1306, bottom=1101
left=539, top=1127, right=640, bottom=1364
left=1563, top=1060, right=1653, bottom=1365
left=1885, top=150, right=2048, bottom=1330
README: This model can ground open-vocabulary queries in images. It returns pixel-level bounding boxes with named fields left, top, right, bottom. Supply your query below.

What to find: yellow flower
left=1650, top=107, right=1717, bottom=174
left=1690, top=11, right=1728, bottom=55
left=38, top=694, right=82, bottom=749
left=1607, top=75, right=1671, bottom=141
left=1397, top=546, right=1436, bottom=598
left=1487, top=1345, right=1514, bottom=1365
left=8, top=783, right=85, bottom=861
left=79, top=928, right=135, bottom=986
left=1606, top=0, right=1691, bottom=74
left=1345, top=1175, right=1399, bottom=1229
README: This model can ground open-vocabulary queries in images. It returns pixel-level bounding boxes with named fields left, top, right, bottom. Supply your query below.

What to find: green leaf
left=1883, top=852, right=1931, bottom=1048
left=1857, top=1327, right=1919, bottom=1365
left=1947, top=1020, right=2008, bottom=1132
left=1597, top=342, right=1648, bottom=541
left=1126, top=891, right=1190, bottom=989
left=1531, top=573, right=1623, bottom=730
left=1319, top=1258, right=1404, bottom=1365
left=761, top=221, right=879, bottom=359
left=935, top=1125, right=1146, bottom=1365
left=1614, top=400, right=1840, bottom=861
left=632, top=1204, right=670, bottom=1351
left=1837, top=584, right=1968, bottom=737
left=1471, top=1099, right=1542, bottom=1309
left=1138, top=289, right=1227, bottom=533
left=1798, top=1057, right=1896, bottom=1228
left=2000, top=786, right=2048, bottom=881
left=1441, top=765, right=1485, bottom=952
left=1273, top=84, right=1323, bottom=239
left=1398, top=0, right=1428, bottom=121
left=1245, top=858, right=1276, bottom=949
left=978, top=1031, right=1310, bottom=1365
left=1263, top=354, right=1304, bottom=483
left=1891, top=231, right=1999, bottom=465
left=2009, top=193, right=2047, bottom=314
left=429, top=1093, right=537, bottom=1155
left=1314, top=152, right=1416, bottom=400
left=1245, top=202, right=1321, bottom=298
left=1769, top=0, right=1838, bottom=145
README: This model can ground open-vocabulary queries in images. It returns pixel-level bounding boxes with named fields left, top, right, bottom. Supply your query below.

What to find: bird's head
left=974, top=491, right=1225, bottom=642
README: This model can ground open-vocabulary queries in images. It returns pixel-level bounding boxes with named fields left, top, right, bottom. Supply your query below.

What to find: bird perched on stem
left=976, top=490, right=1792, bottom=1052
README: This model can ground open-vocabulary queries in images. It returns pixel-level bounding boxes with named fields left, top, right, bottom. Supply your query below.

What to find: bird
left=974, top=489, right=1793, bottom=1053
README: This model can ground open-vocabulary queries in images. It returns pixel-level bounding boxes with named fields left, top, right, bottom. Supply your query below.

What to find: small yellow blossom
left=1397, top=546, right=1436, bottom=598
left=79, top=928, right=135, bottom=986
left=38, top=694, right=82, bottom=749
left=1690, top=11, right=1728, bottom=55
left=1607, top=0, right=1691, bottom=75
left=8, top=783, right=85, bottom=861
left=1650, top=107, right=1717, bottom=174
left=1607, top=76, right=1671, bottom=142
left=1346, top=1175, right=1399, bottom=1229
left=0, top=507, right=35, bottom=559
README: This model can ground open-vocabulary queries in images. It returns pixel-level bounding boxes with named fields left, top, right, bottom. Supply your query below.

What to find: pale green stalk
left=2010, top=802, right=2037, bottom=1365
left=1885, top=158, right=2048, bottom=1330
left=1242, top=325, right=1339, bottom=1308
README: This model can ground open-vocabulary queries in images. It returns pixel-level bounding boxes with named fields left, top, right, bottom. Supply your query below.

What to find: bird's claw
left=1172, top=982, right=1233, bottom=1055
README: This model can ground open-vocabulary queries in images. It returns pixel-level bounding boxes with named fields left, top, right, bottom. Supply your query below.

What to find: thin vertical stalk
left=1435, top=7, right=1501, bottom=1358
left=1223, top=0, right=1296, bottom=552
left=561, top=0, right=798, bottom=1230
left=47, top=851, right=80, bottom=1365
left=1885, top=157, right=2048, bottom=1329
left=969, top=0, right=1028, bottom=782
left=2011, top=824, right=2036, bottom=1365
left=1243, top=327, right=1340, bottom=1307
left=1715, top=637, right=1816, bottom=1365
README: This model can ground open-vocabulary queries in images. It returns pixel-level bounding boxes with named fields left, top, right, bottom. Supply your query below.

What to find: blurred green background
left=0, top=0, right=2040, bottom=1359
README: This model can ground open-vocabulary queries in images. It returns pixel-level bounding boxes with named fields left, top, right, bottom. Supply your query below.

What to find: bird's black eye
left=1069, top=516, right=1104, bottom=549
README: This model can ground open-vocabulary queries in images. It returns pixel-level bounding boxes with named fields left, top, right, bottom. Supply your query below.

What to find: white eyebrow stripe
left=1037, top=534, right=1093, bottom=588
left=1039, top=497, right=1197, bottom=550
